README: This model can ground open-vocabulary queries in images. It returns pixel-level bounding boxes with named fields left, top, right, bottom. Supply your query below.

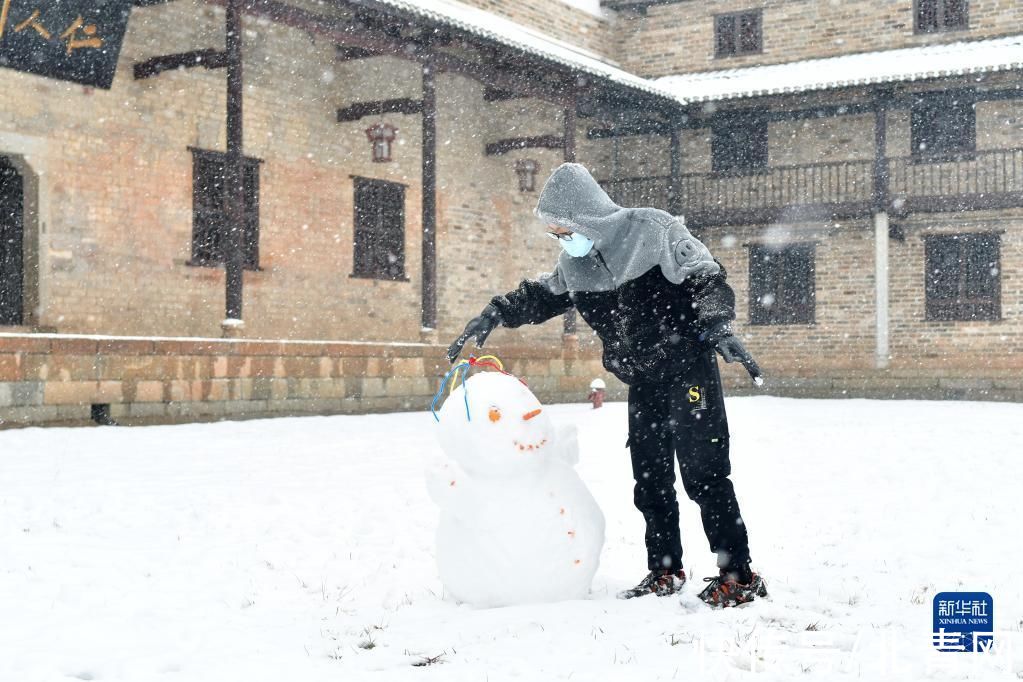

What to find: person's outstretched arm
left=489, top=273, right=573, bottom=328
left=686, top=262, right=764, bottom=384
left=446, top=271, right=573, bottom=363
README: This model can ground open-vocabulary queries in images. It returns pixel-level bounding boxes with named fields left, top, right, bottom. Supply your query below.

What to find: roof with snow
left=360, top=0, right=680, bottom=102
left=656, top=35, right=1023, bottom=102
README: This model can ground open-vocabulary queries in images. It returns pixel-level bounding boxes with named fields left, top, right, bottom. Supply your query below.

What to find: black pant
left=627, top=352, right=751, bottom=573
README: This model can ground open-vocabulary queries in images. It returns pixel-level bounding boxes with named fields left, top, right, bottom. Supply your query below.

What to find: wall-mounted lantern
left=365, top=123, right=398, bottom=163
left=515, top=159, right=539, bottom=192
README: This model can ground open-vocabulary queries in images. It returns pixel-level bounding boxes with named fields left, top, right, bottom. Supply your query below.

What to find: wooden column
left=562, top=103, right=577, bottom=163
left=872, top=90, right=891, bottom=212
left=668, top=125, right=682, bottom=216
left=562, top=102, right=578, bottom=336
left=223, top=0, right=245, bottom=325
left=421, top=61, right=438, bottom=330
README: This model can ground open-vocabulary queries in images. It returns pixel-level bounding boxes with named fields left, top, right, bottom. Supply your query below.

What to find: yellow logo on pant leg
left=688, top=386, right=702, bottom=403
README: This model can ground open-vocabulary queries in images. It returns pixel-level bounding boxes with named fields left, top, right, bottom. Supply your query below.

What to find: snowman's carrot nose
left=523, top=408, right=542, bottom=421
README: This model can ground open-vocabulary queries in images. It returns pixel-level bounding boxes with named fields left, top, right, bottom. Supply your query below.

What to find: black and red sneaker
left=617, top=569, right=688, bottom=599
left=698, top=569, right=768, bottom=607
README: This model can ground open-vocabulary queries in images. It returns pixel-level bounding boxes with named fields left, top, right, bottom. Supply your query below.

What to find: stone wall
left=612, top=0, right=1023, bottom=79
left=3, top=328, right=1021, bottom=428
left=699, top=207, right=1023, bottom=392
left=0, top=1, right=578, bottom=346
left=636, top=76, right=1023, bottom=388
left=459, top=0, right=612, bottom=59
left=0, top=333, right=614, bottom=426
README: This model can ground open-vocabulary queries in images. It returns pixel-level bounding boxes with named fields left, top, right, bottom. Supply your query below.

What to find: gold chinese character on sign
left=0, top=5, right=103, bottom=55
left=59, top=15, right=102, bottom=55
left=14, top=8, right=52, bottom=40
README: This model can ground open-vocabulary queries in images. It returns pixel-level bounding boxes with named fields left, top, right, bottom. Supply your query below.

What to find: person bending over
left=447, top=163, right=767, bottom=607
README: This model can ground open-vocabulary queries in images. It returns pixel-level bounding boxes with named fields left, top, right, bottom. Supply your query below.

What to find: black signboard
left=0, top=0, right=133, bottom=89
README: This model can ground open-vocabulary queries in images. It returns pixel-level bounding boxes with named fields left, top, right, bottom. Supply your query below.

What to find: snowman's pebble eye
left=488, top=407, right=502, bottom=423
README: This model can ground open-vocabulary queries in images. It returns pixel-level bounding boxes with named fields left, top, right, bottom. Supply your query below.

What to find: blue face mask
left=560, top=233, right=594, bottom=258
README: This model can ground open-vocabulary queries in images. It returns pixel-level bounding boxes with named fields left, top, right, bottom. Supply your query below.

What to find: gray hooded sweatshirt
left=533, top=163, right=719, bottom=294
left=488, top=162, right=735, bottom=384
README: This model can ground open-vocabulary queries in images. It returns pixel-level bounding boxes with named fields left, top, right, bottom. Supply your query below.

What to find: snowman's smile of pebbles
left=488, top=405, right=548, bottom=453
left=513, top=437, right=548, bottom=452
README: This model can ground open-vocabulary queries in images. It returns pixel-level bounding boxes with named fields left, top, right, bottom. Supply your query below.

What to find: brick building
left=1, top=0, right=1021, bottom=425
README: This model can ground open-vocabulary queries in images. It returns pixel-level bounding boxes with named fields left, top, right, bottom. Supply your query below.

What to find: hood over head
left=534, top=163, right=620, bottom=249
left=533, top=163, right=720, bottom=294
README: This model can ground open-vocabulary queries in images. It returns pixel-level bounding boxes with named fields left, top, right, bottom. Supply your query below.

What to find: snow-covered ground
left=2, top=397, right=1021, bottom=682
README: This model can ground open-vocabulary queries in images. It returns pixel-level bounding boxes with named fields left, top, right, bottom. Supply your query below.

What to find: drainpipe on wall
left=874, top=211, right=890, bottom=370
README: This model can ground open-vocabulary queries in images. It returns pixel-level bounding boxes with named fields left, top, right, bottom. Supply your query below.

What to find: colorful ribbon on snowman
left=430, top=354, right=515, bottom=422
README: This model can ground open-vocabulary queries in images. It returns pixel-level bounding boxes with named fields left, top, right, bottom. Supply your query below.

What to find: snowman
left=427, top=369, right=605, bottom=607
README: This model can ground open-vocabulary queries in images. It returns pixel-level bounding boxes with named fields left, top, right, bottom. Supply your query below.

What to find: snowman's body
left=427, top=372, right=605, bottom=607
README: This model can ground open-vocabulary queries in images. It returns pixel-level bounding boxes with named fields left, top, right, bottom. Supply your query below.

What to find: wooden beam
left=897, top=193, right=1023, bottom=215
left=683, top=90, right=1023, bottom=130
left=337, top=98, right=423, bottom=122
left=421, top=61, right=438, bottom=330
left=133, top=48, right=227, bottom=80
left=887, top=85, right=1023, bottom=108
left=972, top=86, right=1023, bottom=102
left=335, top=45, right=380, bottom=62
left=685, top=202, right=874, bottom=229
left=586, top=120, right=672, bottom=138
left=668, top=127, right=682, bottom=215
left=485, top=135, right=564, bottom=156
left=584, top=89, right=679, bottom=121
left=684, top=102, right=874, bottom=129
left=872, top=89, right=892, bottom=212
left=562, top=102, right=577, bottom=336
left=483, top=86, right=524, bottom=102
left=563, top=106, right=577, bottom=163
left=764, top=103, right=874, bottom=122
left=462, top=64, right=575, bottom=106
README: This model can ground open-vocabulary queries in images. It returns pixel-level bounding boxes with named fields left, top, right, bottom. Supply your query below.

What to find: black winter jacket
left=490, top=260, right=736, bottom=385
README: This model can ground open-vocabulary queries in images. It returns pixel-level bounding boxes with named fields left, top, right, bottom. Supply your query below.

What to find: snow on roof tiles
left=657, top=35, right=1023, bottom=102
left=362, top=0, right=680, bottom=101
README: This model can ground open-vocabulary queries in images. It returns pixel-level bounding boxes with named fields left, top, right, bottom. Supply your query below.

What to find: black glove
left=446, top=304, right=503, bottom=364
left=701, top=323, right=764, bottom=386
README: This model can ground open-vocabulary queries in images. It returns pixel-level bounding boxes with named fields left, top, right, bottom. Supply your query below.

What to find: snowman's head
left=435, top=371, right=554, bottom=478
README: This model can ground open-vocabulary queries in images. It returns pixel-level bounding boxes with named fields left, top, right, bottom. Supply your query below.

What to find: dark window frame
left=914, top=0, right=969, bottom=34
left=924, top=232, right=1001, bottom=322
left=910, top=90, right=976, bottom=163
left=0, top=156, right=24, bottom=326
left=714, top=9, right=763, bottom=59
left=189, top=148, right=262, bottom=270
left=352, top=176, right=408, bottom=282
left=711, top=111, right=769, bottom=176
left=748, top=242, right=816, bottom=326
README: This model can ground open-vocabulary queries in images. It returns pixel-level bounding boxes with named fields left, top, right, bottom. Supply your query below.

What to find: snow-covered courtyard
left=2, top=396, right=1021, bottom=681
